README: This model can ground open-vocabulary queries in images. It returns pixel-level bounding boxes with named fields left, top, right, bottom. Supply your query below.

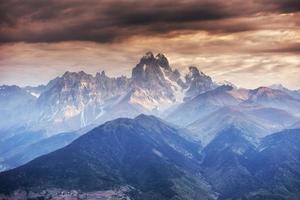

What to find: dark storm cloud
left=261, top=43, right=300, bottom=54
left=0, top=0, right=299, bottom=43
left=265, top=0, right=300, bottom=13
left=105, top=1, right=234, bottom=25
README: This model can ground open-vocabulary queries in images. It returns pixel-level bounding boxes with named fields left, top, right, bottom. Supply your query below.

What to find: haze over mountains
left=0, top=52, right=300, bottom=199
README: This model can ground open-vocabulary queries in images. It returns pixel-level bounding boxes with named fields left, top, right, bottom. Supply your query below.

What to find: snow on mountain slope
left=184, top=66, right=215, bottom=101
left=1, top=52, right=299, bottom=142
left=20, top=52, right=215, bottom=134
left=130, top=52, right=187, bottom=113
left=35, top=70, right=131, bottom=133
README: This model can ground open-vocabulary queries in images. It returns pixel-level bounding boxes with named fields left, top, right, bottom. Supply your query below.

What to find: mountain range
left=1, top=52, right=216, bottom=135
left=0, top=52, right=300, bottom=199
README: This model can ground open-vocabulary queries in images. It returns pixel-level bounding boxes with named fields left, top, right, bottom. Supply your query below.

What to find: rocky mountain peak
left=62, top=71, right=76, bottom=77
left=130, top=53, right=184, bottom=111
left=156, top=53, right=166, bottom=59
left=133, top=52, right=165, bottom=83
left=95, top=70, right=107, bottom=79
left=139, top=52, right=171, bottom=69
left=140, top=51, right=155, bottom=64
left=61, top=71, right=92, bottom=81
left=155, top=53, right=171, bottom=71
left=186, top=66, right=209, bottom=80
left=184, top=66, right=215, bottom=100
left=28, top=52, right=217, bottom=133
left=187, top=66, right=200, bottom=77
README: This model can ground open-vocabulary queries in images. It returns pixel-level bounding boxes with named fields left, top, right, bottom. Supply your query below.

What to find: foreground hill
left=1, top=116, right=300, bottom=199
left=0, top=115, right=214, bottom=200
left=201, top=128, right=300, bottom=200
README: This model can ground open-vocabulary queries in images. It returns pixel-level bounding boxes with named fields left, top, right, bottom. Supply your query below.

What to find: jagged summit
left=186, top=66, right=212, bottom=81
left=187, top=66, right=200, bottom=76
left=95, top=70, right=106, bottom=77
left=132, top=52, right=173, bottom=82
left=156, top=53, right=171, bottom=70
left=62, top=70, right=90, bottom=77
left=38, top=52, right=214, bottom=133
left=135, top=52, right=173, bottom=73
left=2, top=52, right=216, bottom=134
left=218, top=80, right=237, bottom=88
left=55, top=53, right=213, bottom=97
left=130, top=52, right=215, bottom=113
left=142, top=51, right=155, bottom=60
left=184, top=66, right=215, bottom=100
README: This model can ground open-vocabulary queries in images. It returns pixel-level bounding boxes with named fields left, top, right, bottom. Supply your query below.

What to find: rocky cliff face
left=34, top=52, right=215, bottom=133
left=130, top=52, right=185, bottom=112
left=36, top=70, right=131, bottom=133
left=1, top=52, right=215, bottom=134
left=185, top=66, right=215, bottom=100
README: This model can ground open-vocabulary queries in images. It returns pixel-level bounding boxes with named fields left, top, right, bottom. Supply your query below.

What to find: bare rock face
left=131, top=52, right=179, bottom=112
left=184, top=66, right=215, bottom=100
left=35, top=52, right=215, bottom=133
left=35, top=70, right=131, bottom=133
left=130, top=52, right=215, bottom=113
left=1, top=52, right=215, bottom=134
left=156, top=53, right=171, bottom=71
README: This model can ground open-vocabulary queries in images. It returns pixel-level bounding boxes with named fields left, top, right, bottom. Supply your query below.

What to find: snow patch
left=232, top=147, right=245, bottom=155
left=0, top=164, right=7, bottom=172
left=152, top=149, right=163, bottom=158
left=26, top=90, right=40, bottom=98
left=161, top=69, right=185, bottom=103
left=30, top=92, right=40, bottom=98
left=95, top=106, right=105, bottom=119
left=130, top=88, right=174, bottom=111
left=63, top=106, right=80, bottom=118
left=80, top=107, right=86, bottom=127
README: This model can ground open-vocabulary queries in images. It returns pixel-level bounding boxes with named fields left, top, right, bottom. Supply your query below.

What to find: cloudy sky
left=0, top=0, right=299, bottom=89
